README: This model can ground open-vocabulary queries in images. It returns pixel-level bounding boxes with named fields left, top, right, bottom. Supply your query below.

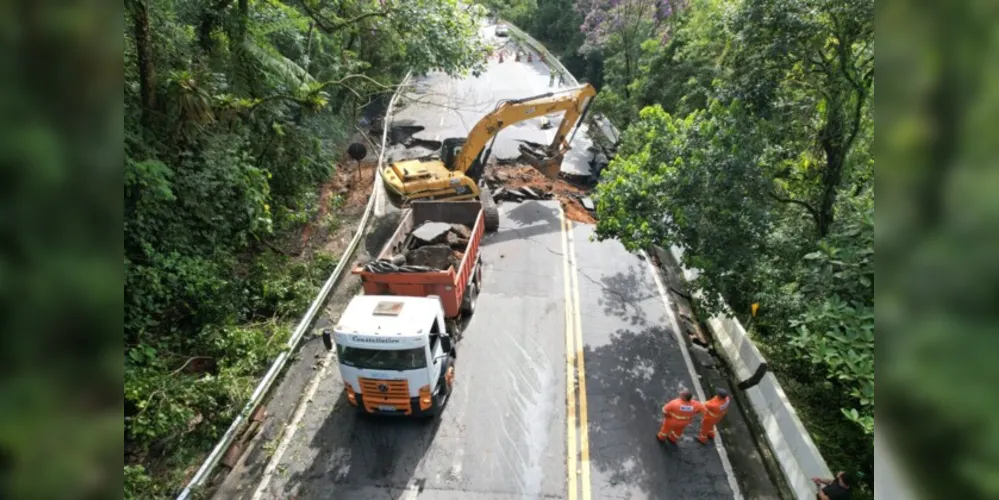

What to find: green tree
left=124, top=0, right=485, bottom=496
left=592, top=0, right=875, bottom=490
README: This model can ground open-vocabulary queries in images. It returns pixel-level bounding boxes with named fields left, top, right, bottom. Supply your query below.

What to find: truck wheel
left=447, top=319, right=462, bottom=342
left=461, top=281, right=479, bottom=315
left=478, top=185, right=500, bottom=233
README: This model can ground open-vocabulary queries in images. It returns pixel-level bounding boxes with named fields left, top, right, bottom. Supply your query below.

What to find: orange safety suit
left=657, top=398, right=703, bottom=444
left=698, top=395, right=731, bottom=444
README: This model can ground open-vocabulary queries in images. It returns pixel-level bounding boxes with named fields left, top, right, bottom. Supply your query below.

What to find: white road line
left=641, top=250, right=744, bottom=500
left=251, top=347, right=337, bottom=500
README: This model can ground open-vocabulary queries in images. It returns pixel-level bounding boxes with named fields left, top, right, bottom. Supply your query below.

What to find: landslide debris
left=363, top=222, right=472, bottom=273
left=483, top=164, right=597, bottom=224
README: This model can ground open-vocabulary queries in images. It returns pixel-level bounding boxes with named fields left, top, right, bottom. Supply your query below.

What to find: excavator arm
left=451, top=84, right=597, bottom=179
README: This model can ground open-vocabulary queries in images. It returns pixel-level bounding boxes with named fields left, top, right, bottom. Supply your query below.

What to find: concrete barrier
left=664, top=244, right=834, bottom=499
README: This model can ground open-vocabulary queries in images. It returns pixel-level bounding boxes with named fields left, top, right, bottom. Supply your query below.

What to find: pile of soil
left=485, top=164, right=597, bottom=224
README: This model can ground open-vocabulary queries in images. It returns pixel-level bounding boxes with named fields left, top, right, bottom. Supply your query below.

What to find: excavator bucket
left=518, top=141, right=563, bottom=179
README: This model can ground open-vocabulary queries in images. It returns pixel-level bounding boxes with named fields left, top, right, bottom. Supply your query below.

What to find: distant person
left=549, top=67, right=556, bottom=87
left=812, top=471, right=853, bottom=500
left=558, top=73, right=565, bottom=86
left=697, top=388, right=731, bottom=444
left=657, top=390, right=703, bottom=444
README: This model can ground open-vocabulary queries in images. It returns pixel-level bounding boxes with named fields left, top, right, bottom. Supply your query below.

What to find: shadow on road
left=283, top=392, right=443, bottom=499
left=582, top=263, right=661, bottom=327
left=584, top=327, right=735, bottom=499
left=485, top=200, right=563, bottom=246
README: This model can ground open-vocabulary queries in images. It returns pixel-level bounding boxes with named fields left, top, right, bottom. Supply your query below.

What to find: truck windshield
left=337, top=345, right=427, bottom=371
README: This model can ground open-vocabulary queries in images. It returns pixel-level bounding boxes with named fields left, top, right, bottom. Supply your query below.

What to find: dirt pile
left=484, top=164, right=597, bottom=224
left=363, top=222, right=471, bottom=273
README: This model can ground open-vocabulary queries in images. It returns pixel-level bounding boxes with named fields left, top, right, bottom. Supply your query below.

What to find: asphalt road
left=213, top=22, right=767, bottom=500
left=247, top=200, right=568, bottom=499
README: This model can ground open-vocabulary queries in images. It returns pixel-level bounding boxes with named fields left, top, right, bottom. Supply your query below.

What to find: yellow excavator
left=381, top=84, right=597, bottom=231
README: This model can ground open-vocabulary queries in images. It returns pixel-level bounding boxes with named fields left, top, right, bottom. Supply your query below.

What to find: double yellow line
left=560, top=208, right=591, bottom=500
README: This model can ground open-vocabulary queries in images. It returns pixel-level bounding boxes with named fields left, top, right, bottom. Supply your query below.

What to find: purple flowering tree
left=574, top=0, right=681, bottom=122
left=575, top=0, right=679, bottom=54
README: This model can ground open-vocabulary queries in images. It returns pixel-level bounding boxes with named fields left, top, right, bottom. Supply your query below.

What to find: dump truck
left=353, top=200, right=484, bottom=331
left=320, top=201, right=485, bottom=417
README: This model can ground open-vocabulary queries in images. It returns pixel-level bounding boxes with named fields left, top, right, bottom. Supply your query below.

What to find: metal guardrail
left=175, top=71, right=413, bottom=500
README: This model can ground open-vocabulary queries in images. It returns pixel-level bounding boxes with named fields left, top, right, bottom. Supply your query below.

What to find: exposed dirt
left=299, top=160, right=378, bottom=254
left=485, top=164, right=597, bottom=224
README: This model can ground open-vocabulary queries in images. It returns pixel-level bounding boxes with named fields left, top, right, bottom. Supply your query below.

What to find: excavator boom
left=453, top=84, right=597, bottom=178
left=380, top=84, right=597, bottom=233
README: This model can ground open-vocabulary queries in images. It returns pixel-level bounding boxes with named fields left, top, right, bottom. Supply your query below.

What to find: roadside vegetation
left=123, top=0, right=485, bottom=496
left=489, top=0, right=874, bottom=495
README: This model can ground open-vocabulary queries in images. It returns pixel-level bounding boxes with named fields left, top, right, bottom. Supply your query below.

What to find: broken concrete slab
left=408, top=244, right=453, bottom=270
left=690, top=343, right=716, bottom=368
left=450, top=224, right=472, bottom=239
left=412, top=221, right=452, bottom=245
left=580, top=197, right=595, bottom=211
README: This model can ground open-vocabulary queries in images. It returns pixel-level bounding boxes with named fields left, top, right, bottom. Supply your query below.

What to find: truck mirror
left=441, top=336, right=452, bottom=353
left=321, top=329, right=333, bottom=351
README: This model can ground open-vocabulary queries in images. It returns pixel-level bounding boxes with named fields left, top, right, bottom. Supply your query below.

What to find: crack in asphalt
left=501, top=226, right=564, bottom=257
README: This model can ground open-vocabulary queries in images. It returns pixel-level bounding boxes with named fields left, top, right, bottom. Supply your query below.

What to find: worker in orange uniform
left=657, top=390, right=703, bottom=444
left=698, top=388, right=731, bottom=444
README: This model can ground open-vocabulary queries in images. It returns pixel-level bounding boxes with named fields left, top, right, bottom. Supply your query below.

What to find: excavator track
left=477, top=184, right=500, bottom=233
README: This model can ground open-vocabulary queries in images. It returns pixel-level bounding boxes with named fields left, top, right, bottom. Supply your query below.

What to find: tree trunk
left=129, top=0, right=156, bottom=128
left=818, top=109, right=846, bottom=238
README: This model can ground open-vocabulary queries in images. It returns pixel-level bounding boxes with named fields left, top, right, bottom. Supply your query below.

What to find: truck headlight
left=345, top=382, right=357, bottom=406
left=419, top=384, right=432, bottom=411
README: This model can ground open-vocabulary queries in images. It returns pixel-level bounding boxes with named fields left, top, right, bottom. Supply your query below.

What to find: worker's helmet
left=716, top=388, right=729, bottom=399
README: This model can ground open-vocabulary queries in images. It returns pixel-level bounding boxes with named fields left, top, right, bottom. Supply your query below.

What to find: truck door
left=427, top=314, right=446, bottom=387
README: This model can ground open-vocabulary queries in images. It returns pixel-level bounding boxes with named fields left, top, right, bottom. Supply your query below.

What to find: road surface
left=212, top=22, right=773, bottom=500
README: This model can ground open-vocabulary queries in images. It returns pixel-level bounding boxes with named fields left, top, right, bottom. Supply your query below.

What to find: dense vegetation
left=495, top=0, right=875, bottom=494
left=123, top=0, right=485, bottom=496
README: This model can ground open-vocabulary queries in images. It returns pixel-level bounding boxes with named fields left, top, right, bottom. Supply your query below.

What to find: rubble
left=363, top=222, right=473, bottom=273
left=408, top=244, right=453, bottom=269
left=412, top=221, right=452, bottom=245
left=482, top=164, right=598, bottom=224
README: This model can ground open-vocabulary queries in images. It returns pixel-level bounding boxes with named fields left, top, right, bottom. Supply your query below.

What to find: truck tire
left=461, top=281, right=479, bottom=316
left=478, top=185, right=500, bottom=233
left=431, top=355, right=456, bottom=418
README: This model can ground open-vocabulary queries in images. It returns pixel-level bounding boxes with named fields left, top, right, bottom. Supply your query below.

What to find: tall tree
left=730, top=0, right=873, bottom=237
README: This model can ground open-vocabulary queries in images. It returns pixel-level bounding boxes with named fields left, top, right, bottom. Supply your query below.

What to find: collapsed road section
left=483, top=163, right=597, bottom=224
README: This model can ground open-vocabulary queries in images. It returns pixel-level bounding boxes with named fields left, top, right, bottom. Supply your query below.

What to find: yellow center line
left=567, top=217, right=592, bottom=500
left=560, top=207, right=578, bottom=500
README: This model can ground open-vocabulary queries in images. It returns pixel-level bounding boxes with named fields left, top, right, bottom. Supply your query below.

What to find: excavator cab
left=441, top=138, right=465, bottom=171
left=442, top=137, right=490, bottom=182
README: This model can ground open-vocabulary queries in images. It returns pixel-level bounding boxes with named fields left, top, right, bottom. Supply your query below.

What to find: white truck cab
left=321, top=295, right=457, bottom=417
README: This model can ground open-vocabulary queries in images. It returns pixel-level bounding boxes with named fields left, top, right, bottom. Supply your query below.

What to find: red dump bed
left=352, top=201, right=485, bottom=319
